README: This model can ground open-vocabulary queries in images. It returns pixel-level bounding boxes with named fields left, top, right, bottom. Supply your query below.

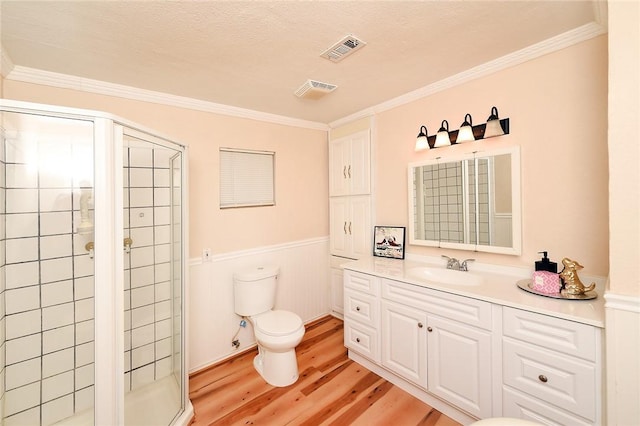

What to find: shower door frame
left=0, top=99, right=191, bottom=426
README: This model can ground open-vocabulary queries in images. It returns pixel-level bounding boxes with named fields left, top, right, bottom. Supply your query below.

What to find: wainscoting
left=188, top=237, right=331, bottom=373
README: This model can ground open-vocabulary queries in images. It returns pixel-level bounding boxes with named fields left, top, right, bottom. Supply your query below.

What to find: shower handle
left=124, top=238, right=134, bottom=253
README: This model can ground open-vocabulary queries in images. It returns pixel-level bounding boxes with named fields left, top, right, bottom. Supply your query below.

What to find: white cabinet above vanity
left=343, top=257, right=605, bottom=425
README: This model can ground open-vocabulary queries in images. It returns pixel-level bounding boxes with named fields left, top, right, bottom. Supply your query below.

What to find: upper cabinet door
left=329, top=130, right=371, bottom=196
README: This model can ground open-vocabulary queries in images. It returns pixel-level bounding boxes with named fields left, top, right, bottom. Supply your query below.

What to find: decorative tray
left=516, top=279, right=597, bottom=300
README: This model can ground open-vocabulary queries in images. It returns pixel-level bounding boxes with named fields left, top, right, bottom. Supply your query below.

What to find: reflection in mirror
left=409, top=146, right=521, bottom=255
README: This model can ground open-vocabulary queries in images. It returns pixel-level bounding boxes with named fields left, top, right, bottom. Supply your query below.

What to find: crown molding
left=0, top=44, right=15, bottom=78
left=5, top=65, right=329, bottom=131
left=330, top=21, right=607, bottom=128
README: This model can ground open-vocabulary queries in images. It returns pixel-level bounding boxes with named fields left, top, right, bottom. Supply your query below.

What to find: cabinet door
left=329, top=198, right=350, bottom=257
left=349, top=195, right=372, bottom=259
left=330, top=267, right=344, bottom=315
left=381, top=300, right=427, bottom=388
left=349, top=131, right=371, bottom=195
left=329, top=137, right=350, bottom=196
left=427, top=315, right=492, bottom=419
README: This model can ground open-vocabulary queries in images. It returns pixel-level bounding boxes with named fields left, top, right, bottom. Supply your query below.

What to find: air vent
left=321, top=35, right=366, bottom=62
left=294, top=79, right=338, bottom=99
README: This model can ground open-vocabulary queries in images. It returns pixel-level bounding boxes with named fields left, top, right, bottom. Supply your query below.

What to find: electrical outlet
left=203, top=248, right=212, bottom=262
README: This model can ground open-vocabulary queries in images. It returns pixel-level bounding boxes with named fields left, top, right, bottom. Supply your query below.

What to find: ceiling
left=1, top=1, right=604, bottom=125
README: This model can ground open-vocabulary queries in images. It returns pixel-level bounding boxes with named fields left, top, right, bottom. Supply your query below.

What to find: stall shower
left=0, top=100, right=192, bottom=426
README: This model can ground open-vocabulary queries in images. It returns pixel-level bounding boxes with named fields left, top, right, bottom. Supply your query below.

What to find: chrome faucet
left=442, top=255, right=475, bottom=271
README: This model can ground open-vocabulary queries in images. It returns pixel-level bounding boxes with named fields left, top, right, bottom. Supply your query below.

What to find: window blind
left=220, top=148, right=275, bottom=208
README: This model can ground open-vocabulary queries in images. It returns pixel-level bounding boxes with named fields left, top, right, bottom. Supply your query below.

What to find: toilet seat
left=253, top=310, right=303, bottom=336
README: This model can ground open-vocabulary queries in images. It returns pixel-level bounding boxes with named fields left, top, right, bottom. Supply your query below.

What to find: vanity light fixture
left=414, top=106, right=510, bottom=151
left=434, top=120, right=451, bottom=147
left=415, top=125, right=430, bottom=151
left=455, top=113, right=475, bottom=143
left=483, top=106, right=505, bottom=138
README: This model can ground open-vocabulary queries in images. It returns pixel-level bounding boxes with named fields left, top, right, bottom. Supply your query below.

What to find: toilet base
left=253, top=346, right=300, bottom=387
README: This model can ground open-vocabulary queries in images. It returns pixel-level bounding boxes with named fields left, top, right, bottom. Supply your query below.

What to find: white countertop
left=342, top=256, right=606, bottom=328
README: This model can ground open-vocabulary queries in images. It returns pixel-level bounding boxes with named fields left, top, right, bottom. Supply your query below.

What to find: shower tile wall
left=422, top=162, right=464, bottom=243
left=123, top=144, right=176, bottom=392
left=1, top=138, right=6, bottom=421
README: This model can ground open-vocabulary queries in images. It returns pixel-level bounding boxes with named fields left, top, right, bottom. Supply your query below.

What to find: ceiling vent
left=294, top=79, right=337, bottom=99
left=321, top=35, right=366, bottom=62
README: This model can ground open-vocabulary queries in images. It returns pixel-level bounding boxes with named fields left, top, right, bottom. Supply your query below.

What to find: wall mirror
left=408, top=146, right=521, bottom=255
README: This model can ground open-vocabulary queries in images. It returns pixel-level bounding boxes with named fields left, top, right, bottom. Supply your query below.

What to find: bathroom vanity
left=342, top=256, right=605, bottom=425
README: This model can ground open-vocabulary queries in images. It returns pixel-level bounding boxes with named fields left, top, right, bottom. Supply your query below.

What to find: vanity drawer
left=503, top=387, right=593, bottom=426
left=382, top=278, right=492, bottom=329
left=503, top=338, right=596, bottom=421
left=344, top=320, right=379, bottom=363
left=503, top=307, right=597, bottom=362
left=344, top=288, right=379, bottom=325
left=344, top=270, right=380, bottom=296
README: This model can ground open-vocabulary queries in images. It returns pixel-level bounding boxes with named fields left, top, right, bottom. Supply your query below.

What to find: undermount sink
left=406, top=266, right=485, bottom=286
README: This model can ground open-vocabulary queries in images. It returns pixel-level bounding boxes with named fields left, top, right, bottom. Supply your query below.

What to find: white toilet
left=233, top=265, right=305, bottom=387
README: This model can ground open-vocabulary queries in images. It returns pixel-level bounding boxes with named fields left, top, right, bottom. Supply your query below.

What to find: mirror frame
left=408, top=146, right=521, bottom=255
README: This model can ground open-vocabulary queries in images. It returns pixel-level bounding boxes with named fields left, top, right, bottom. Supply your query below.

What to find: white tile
left=5, top=309, right=41, bottom=340
left=74, top=363, right=94, bottom=390
left=131, top=305, right=154, bottom=329
left=42, top=394, right=74, bottom=426
left=73, top=254, right=95, bottom=278
left=155, top=318, right=172, bottom=341
left=75, top=298, right=94, bottom=322
left=123, top=147, right=130, bottom=167
left=5, top=333, right=41, bottom=365
left=40, top=187, right=73, bottom=212
left=75, top=386, right=94, bottom=412
left=156, top=244, right=171, bottom=264
left=155, top=263, right=171, bottom=283
left=5, top=213, right=38, bottom=238
left=41, top=280, right=74, bottom=307
left=74, top=276, right=94, bottom=300
left=40, top=211, right=72, bottom=235
left=154, top=206, right=171, bottom=225
left=6, top=189, right=38, bottom=213
left=124, top=350, right=131, bottom=372
left=155, top=356, right=172, bottom=379
left=5, top=137, right=37, bottom=164
left=131, top=363, right=155, bottom=390
left=5, top=163, right=38, bottom=188
left=75, top=342, right=94, bottom=367
left=123, top=187, right=130, bottom=208
left=3, top=406, right=40, bottom=426
left=5, top=286, right=40, bottom=315
left=129, top=207, right=153, bottom=228
left=130, top=266, right=154, bottom=288
left=130, top=246, right=154, bottom=269
left=131, top=285, right=154, bottom=309
left=131, top=343, right=154, bottom=369
left=41, top=256, right=73, bottom=284
left=5, top=357, right=41, bottom=390
left=154, top=169, right=170, bottom=187
left=72, top=233, right=94, bottom=256
left=131, top=323, right=155, bottom=349
left=124, top=289, right=131, bottom=311
left=42, top=302, right=74, bottom=331
left=154, top=188, right=171, bottom=206
left=129, top=168, right=153, bottom=187
left=123, top=208, right=130, bottom=228
left=129, top=147, right=153, bottom=168
left=154, top=148, right=175, bottom=168
left=154, top=225, right=171, bottom=245
left=40, top=234, right=73, bottom=259
left=42, top=370, right=74, bottom=403
left=155, top=337, right=172, bottom=360
left=155, top=281, right=171, bottom=302
left=124, top=330, right=132, bottom=351
left=4, top=381, right=41, bottom=416
left=123, top=372, right=131, bottom=392
left=43, top=325, right=75, bottom=355
left=5, top=261, right=39, bottom=289
left=130, top=226, right=154, bottom=248
left=42, top=348, right=74, bottom=378
left=155, top=300, right=171, bottom=321
left=75, top=320, right=94, bottom=345
left=124, top=310, right=131, bottom=332
left=5, top=237, right=39, bottom=264
left=129, top=188, right=153, bottom=208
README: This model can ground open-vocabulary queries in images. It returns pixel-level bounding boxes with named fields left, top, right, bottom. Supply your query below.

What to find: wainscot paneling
left=188, top=237, right=330, bottom=373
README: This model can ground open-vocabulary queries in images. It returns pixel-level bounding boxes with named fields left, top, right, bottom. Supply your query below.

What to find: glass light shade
left=415, top=125, right=430, bottom=151
left=483, top=106, right=504, bottom=138
left=433, top=120, right=451, bottom=147
left=455, top=113, right=475, bottom=143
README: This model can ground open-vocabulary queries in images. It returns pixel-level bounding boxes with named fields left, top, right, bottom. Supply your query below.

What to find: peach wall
left=2, top=81, right=329, bottom=256
left=375, top=36, right=609, bottom=276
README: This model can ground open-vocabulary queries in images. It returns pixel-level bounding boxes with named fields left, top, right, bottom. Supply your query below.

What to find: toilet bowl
left=233, top=266, right=305, bottom=387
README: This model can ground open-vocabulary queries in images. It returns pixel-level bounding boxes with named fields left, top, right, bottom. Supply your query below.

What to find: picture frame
left=373, top=226, right=406, bottom=259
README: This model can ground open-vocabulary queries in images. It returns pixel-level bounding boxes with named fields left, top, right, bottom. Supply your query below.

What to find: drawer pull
left=427, top=326, right=433, bottom=332
left=356, top=337, right=361, bottom=343
left=538, top=374, right=548, bottom=383
left=418, top=322, right=423, bottom=328
left=356, top=306, right=360, bottom=311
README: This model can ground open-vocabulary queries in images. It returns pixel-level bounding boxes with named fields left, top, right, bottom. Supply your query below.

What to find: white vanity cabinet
left=501, top=307, right=602, bottom=425
left=329, top=130, right=371, bottom=196
left=343, top=270, right=380, bottom=363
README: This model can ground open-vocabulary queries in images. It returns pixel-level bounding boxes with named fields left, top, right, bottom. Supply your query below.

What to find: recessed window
left=219, top=148, right=275, bottom=209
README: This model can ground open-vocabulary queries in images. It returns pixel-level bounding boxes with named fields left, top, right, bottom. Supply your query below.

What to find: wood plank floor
left=189, top=316, right=462, bottom=426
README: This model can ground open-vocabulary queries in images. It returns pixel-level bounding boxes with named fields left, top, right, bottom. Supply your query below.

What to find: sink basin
left=406, top=267, right=485, bottom=286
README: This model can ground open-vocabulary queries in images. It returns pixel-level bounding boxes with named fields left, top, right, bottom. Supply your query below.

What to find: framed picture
left=373, top=226, right=406, bottom=259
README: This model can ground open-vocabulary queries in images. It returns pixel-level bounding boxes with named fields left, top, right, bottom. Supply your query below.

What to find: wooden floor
left=189, top=316, right=461, bottom=426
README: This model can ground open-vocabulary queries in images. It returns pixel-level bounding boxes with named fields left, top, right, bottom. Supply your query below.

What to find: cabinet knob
left=347, top=165, right=351, bottom=178
left=427, top=326, right=433, bottom=332
left=356, top=337, right=361, bottom=343
left=343, top=166, right=347, bottom=178
left=538, top=375, right=548, bottom=383
left=356, top=306, right=360, bottom=311
left=418, top=322, right=423, bottom=328
left=344, top=222, right=347, bottom=234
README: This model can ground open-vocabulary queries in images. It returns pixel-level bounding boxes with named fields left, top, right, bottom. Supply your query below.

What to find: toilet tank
left=233, top=265, right=279, bottom=316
